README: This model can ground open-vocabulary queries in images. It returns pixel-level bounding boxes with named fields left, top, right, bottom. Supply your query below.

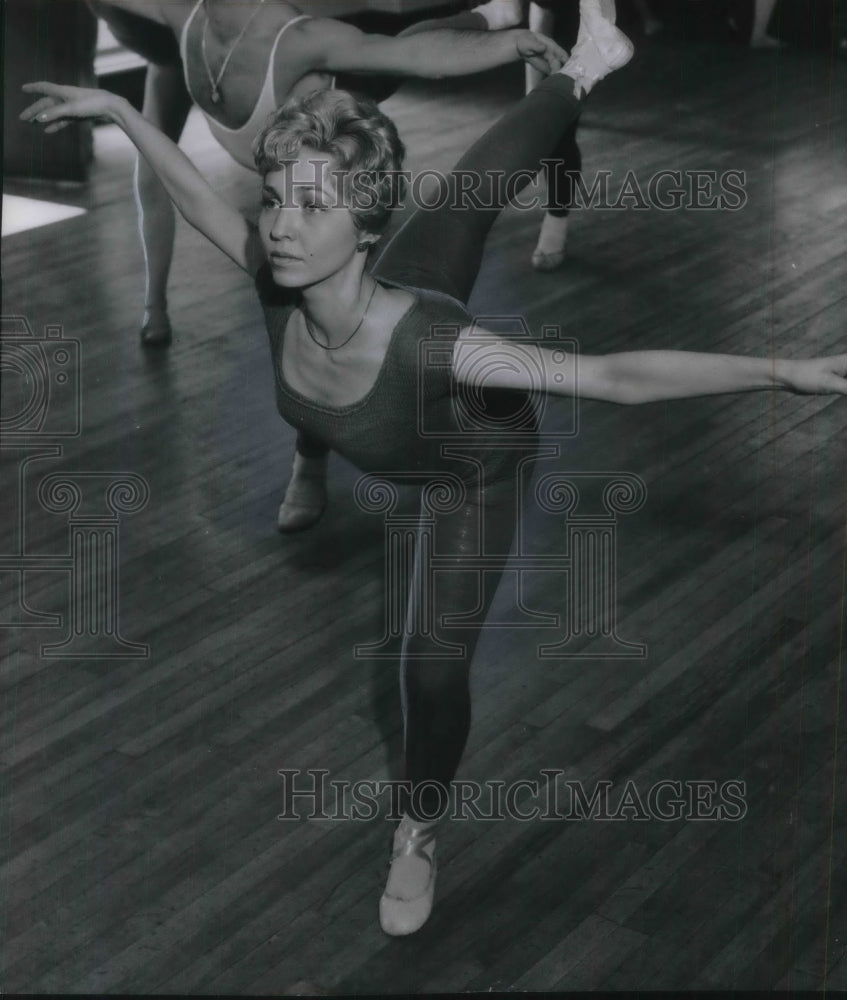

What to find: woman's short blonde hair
left=253, top=89, right=406, bottom=235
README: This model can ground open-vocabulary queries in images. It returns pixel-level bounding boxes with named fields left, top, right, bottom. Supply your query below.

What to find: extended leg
left=373, top=0, right=630, bottom=302
left=373, top=72, right=586, bottom=303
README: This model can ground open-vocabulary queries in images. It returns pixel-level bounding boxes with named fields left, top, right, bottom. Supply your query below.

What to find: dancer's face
left=259, top=149, right=362, bottom=288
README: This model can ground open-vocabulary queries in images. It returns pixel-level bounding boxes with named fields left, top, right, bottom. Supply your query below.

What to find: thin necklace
left=201, top=0, right=267, bottom=105
left=303, top=281, right=379, bottom=352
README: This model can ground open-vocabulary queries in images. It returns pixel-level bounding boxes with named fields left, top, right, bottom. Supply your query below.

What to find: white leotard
left=180, top=0, right=311, bottom=169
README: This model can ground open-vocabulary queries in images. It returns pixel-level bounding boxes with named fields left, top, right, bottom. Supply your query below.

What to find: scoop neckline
left=275, top=280, right=419, bottom=415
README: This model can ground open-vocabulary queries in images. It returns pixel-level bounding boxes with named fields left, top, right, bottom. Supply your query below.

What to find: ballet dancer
left=24, top=0, right=846, bottom=936
left=524, top=0, right=584, bottom=271
left=89, top=0, right=567, bottom=532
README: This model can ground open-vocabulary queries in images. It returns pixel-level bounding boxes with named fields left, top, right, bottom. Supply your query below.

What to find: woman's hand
left=780, top=355, right=847, bottom=395
left=515, top=30, right=569, bottom=75
left=20, top=81, right=121, bottom=134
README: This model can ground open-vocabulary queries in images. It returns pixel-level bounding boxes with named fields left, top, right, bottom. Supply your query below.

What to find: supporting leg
left=382, top=460, right=535, bottom=936
left=134, top=62, right=192, bottom=347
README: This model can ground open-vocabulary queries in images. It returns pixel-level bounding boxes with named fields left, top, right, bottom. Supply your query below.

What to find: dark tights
left=305, top=75, right=585, bottom=819
left=368, top=73, right=584, bottom=820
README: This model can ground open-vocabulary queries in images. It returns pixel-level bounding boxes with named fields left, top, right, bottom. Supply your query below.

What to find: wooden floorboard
left=2, top=20, right=846, bottom=995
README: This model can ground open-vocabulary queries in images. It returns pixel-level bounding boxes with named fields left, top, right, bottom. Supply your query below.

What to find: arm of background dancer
left=452, top=332, right=847, bottom=402
left=21, top=83, right=266, bottom=277
left=299, top=19, right=568, bottom=77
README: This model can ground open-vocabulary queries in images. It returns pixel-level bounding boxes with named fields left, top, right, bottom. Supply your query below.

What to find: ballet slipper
left=379, top=814, right=438, bottom=936
left=560, top=4, right=634, bottom=97
left=532, top=214, right=569, bottom=271
left=470, top=0, right=523, bottom=30
left=277, top=453, right=328, bottom=533
left=140, top=306, right=172, bottom=348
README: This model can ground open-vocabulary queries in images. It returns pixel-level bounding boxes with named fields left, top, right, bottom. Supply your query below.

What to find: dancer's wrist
left=107, top=94, right=135, bottom=128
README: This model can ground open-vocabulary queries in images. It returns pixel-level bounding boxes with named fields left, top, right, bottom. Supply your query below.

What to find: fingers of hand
left=19, top=96, right=58, bottom=123
left=21, top=80, right=63, bottom=96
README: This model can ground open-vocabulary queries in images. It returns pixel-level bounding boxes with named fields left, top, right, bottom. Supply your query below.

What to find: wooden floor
left=3, top=26, right=847, bottom=995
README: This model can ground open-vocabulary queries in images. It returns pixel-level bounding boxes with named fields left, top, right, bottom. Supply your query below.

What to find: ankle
left=580, top=0, right=617, bottom=25
left=559, top=19, right=633, bottom=97
left=291, top=452, right=328, bottom=479
left=140, top=306, right=172, bottom=346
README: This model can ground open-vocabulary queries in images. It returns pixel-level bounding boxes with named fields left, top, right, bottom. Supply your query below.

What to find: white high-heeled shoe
left=379, top=814, right=438, bottom=936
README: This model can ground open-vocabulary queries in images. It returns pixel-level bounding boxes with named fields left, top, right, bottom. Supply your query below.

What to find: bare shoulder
left=286, top=14, right=340, bottom=49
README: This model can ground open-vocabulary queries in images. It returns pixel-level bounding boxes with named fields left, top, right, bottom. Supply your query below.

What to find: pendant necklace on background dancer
left=201, top=0, right=268, bottom=104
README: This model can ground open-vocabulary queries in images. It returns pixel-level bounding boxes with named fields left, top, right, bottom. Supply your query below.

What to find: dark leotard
left=256, top=270, right=538, bottom=487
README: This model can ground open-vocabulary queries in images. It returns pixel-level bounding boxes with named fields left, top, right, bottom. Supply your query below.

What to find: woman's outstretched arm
left=21, top=82, right=265, bottom=277
left=297, top=19, right=568, bottom=78
left=453, top=329, right=847, bottom=402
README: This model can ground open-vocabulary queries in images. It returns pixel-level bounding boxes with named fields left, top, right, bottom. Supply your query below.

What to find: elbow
left=581, top=359, right=650, bottom=405
left=602, top=376, right=654, bottom=406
